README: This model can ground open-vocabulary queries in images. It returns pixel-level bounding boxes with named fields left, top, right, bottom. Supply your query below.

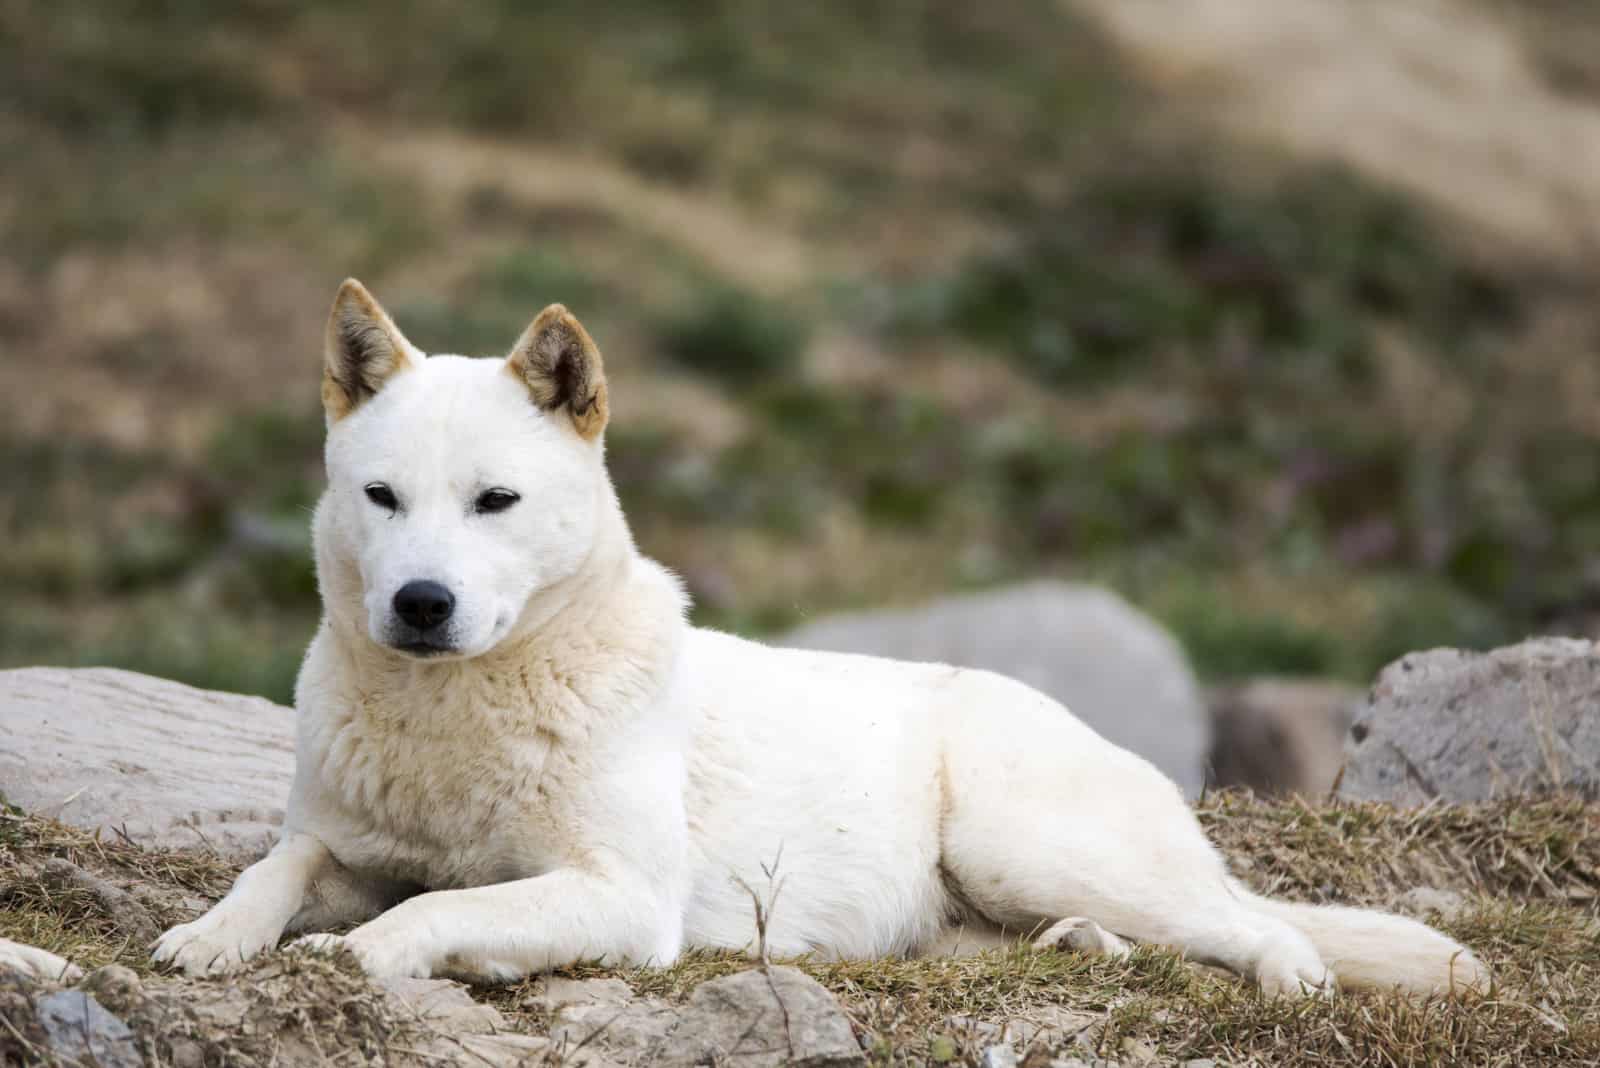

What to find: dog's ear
left=505, top=304, right=609, bottom=440
left=322, top=278, right=416, bottom=423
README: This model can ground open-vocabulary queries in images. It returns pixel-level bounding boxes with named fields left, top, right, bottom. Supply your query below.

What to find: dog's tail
left=1237, top=882, right=1490, bottom=996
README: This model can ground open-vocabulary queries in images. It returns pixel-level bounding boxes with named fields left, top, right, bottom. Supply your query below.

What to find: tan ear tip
left=334, top=277, right=374, bottom=304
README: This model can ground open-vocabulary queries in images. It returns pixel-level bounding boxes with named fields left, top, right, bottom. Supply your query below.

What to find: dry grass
left=1197, top=791, right=1600, bottom=905
left=5, top=793, right=1596, bottom=1065
left=0, top=804, right=238, bottom=973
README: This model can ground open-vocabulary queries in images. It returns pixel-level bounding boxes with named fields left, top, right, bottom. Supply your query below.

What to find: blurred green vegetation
left=2, top=0, right=1597, bottom=703
left=892, top=165, right=1517, bottom=385
left=657, top=285, right=808, bottom=387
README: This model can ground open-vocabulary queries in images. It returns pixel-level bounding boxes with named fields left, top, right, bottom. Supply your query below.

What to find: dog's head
left=315, top=278, right=612, bottom=659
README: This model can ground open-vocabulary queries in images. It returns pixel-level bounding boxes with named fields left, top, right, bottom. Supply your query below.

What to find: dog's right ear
left=322, top=278, right=416, bottom=423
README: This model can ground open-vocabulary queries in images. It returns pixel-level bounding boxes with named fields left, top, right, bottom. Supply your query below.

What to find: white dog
left=153, top=281, right=1487, bottom=998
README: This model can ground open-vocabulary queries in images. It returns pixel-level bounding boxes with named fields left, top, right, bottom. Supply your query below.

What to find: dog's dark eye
left=364, top=483, right=399, bottom=511
left=475, top=488, right=520, bottom=515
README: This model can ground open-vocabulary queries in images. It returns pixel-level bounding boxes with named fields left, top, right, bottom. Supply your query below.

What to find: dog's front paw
left=290, top=928, right=432, bottom=980
left=152, top=911, right=281, bottom=977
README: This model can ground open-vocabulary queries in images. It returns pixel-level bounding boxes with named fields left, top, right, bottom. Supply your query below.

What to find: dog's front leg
left=296, top=866, right=682, bottom=983
left=153, top=831, right=393, bottom=976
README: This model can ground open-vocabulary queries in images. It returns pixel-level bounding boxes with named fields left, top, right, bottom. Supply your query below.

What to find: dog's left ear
left=506, top=304, right=609, bottom=440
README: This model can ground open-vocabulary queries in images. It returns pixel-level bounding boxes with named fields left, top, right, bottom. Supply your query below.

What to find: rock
left=547, top=985, right=679, bottom=1059
left=381, top=976, right=508, bottom=1033
left=782, top=582, right=1210, bottom=797
left=950, top=1005, right=1099, bottom=1050
left=35, top=989, right=142, bottom=1068
left=1024, top=1007, right=1099, bottom=1048
left=947, top=1014, right=1006, bottom=1043
left=656, top=966, right=864, bottom=1068
left=169, top=1037, right=207, bottom=1068
left=369, top=977, right=573, bottom=1065
left=982, top=1045, right=1020, bottom=1068
left=1393, top=887, right=1469, bottom=922
left=525, top=975, right=636, bottom=1012
left=78, top=965, right=144, bottom=1016
left=1339, top=638, right=1600, bottom=805
left=1207, top=678, right=1361, bottom=797
left=1119, top=1037, right=1157, bottom=1065
left=0, top=667, right=294, bottom=859
left=363, top=975, right=584, bottom=1066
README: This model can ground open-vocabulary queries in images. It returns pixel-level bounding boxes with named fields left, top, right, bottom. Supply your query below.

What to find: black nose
left=393, top=580, right=455, bottom=631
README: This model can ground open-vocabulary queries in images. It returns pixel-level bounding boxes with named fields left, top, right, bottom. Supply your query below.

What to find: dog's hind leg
left=934, top=682, right=1332, bottom=996
left=935, top=675, right=1487, bottom=997
left=945, top=808, right=1330, bottom=996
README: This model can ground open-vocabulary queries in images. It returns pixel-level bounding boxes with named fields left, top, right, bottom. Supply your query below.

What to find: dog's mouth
left=388, top=636, right=459, bottom=658
left=395, top=641, right=450, bottom=656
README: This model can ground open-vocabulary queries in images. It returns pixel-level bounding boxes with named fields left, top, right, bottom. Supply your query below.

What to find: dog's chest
left=315, top=700, right=577, bottom=889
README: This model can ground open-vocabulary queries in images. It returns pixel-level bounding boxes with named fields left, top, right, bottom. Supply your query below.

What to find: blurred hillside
left=2, top=0, right=1599, bottom=705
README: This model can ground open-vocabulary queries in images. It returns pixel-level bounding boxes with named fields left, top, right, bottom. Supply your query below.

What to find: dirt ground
left=3, top=792, right=1597, bottom=1066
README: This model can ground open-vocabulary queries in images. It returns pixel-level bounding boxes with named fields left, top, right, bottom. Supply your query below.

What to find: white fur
left=0, top=938, right=82, bottom=983
left=154, top=318, right=1489, bottom=999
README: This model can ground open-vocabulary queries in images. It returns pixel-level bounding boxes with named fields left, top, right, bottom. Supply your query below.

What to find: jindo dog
left=154, top=280, right=1487, bottom=998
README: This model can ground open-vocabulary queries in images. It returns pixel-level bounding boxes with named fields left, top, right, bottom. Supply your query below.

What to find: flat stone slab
left=0, top=667, right=294, bottom=858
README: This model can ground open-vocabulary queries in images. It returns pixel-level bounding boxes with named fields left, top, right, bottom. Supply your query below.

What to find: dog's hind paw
left=0, top=938, right=83, bottom=984
left=1032, top=917, right=1133, bottom=959
left=1255, top=934, right=1335, bottom=999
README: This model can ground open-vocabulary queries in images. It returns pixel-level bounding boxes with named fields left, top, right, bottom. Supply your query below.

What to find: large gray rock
left=782, top=582, right=1210, bottom=797
left=0, top=667, right=294, bottom=858
left=1340, top=638, right=1600, bottom=805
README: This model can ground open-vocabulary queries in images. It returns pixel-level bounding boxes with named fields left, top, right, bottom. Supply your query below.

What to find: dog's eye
left=475, top=488, right=521, bottom=515
left=364, top=483, right=399, bottom=511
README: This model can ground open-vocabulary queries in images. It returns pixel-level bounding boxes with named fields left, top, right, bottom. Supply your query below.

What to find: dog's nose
left=393, top=581, right=455, bottom=631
